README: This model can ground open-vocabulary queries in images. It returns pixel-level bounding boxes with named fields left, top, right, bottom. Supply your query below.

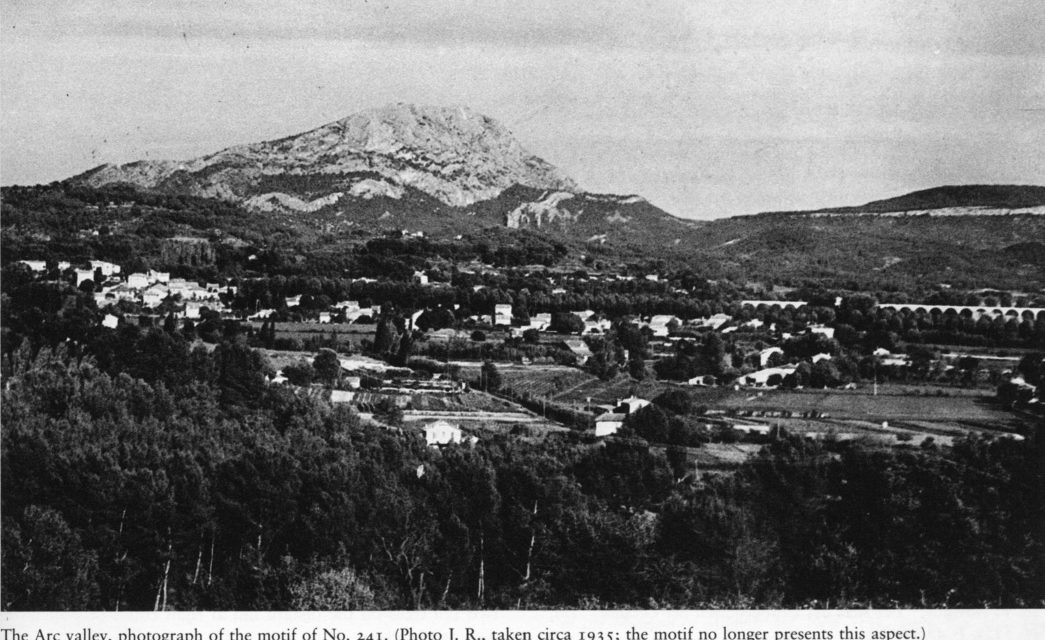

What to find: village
left=15, top=254, right=1042, bottom=475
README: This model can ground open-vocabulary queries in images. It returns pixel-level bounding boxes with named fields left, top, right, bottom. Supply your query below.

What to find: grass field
left=712, top=387, right=1016, bottom=426
left=246, top=321, right=376, bottom=347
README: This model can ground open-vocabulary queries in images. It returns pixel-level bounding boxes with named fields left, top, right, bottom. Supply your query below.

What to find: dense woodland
left=4, top=336, right=1045, bottom=610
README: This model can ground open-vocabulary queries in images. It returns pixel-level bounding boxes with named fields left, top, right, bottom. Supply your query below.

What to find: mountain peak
left=79, top=103, right=577, bottom=207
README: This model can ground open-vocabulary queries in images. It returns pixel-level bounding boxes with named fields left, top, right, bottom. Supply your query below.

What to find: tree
left=628, top=355, right=647, bottom=380
left=653, top=389, right=693, bottom=415
left=373, top=398, right=404, bottom=427
left=479, top=360, right=501, bottom=392
left=550, top=312, right=584, bottom=335
left=282, top=362, right=315, bottom=386
left=290, top=567, right=381, bottom=610
left=313, top=348, right=342, bottom=385
left=2, top=506, right=100, bottom=610
left=373, top=317, right=400, bottom=356
left=701, top=333, right=728, bottom=376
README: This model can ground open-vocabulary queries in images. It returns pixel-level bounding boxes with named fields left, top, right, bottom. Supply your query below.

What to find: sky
left=2, top=0, right=1043, bottom=219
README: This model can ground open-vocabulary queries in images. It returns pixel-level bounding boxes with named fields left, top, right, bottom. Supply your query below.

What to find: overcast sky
left=3, top=0, right=1043, bottom=218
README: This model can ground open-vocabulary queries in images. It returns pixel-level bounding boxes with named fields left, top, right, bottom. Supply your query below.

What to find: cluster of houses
left=18, top=259, right=232, bottom=319
left=249, top=298, right=382, bottom=323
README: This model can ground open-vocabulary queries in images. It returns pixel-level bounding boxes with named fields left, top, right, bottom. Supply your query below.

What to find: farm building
left=594, top=412, right=625, bottom=437
left=562, top=339, right=593, bottom=365
left=424, top=420, right=463, bottom=447
left=617, top=396, right=651, bottom=414
left=494, top=304, right=513, bottom=326
left=739, top=364, right=798, bottom=388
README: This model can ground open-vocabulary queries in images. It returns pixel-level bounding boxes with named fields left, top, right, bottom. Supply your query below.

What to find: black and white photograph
left=1, top=1, right=1044, bottom=613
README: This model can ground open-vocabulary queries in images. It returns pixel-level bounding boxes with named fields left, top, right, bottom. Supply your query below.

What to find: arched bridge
left=740, top=300, right=808, bottom=310
left=878, top=303, right=1045, bottom=320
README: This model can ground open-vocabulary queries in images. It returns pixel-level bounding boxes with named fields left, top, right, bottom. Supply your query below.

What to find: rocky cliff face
left=79, top=103, right=578, bottom=208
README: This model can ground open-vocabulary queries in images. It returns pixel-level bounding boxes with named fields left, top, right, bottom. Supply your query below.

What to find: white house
left=74, top=269, right=95, bottom=286
left=562, top=339, right=593, bottom=365
left=759, top=346, right=784, bottom=367
left=147, top=269, right=170, bottom=284
left=808, top=325, right=835, bottom=339
left=648, top=315, right=680, bottom=337
left=594, top=412, right=625, bottom=437
left=330, top=389, right=355, bottom=403
left=687, top=374, right=717, bottom=387
left=617, top=396, right=651, bottom=414
left=101, top=314, right=119, bottom=329
left=881, top=354, right=911, bottom=367
left=695, top=314, right=732, bottom=331
left=413, top=271, right=429, bottom=286
left=529, top=313, right=552, bottom=331
left=318, top=312, right=332, bottom=324
left=126, top=272, right=150, bottom=289
left=424, top=420, right=463, bottom=447
left=494, top=304, right=513, bottom=326
left=18, top=260, right=47, bottom=272
left=106, top=283, right=138, bottom=302
left=90, top=260, right=121, bottom=276
left=739, top=364, right=798, bottom=388
left=183, top=301, right=207, bottom=319
left=285, top=295, right=302, bottom=308
left=142, top=283, right=170, bottom=307
left=812, top=353, right=833, bottom=363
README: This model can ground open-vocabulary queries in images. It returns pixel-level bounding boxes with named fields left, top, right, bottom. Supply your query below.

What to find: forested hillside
left=2, top=322, right=1043, bottom=609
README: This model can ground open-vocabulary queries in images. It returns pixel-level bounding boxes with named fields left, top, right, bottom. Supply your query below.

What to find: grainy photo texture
left=1, top=1, right=1043, bottom=611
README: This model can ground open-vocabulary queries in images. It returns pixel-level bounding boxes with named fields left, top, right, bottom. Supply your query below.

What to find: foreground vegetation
left=2, top=332, right=1043, bottom=610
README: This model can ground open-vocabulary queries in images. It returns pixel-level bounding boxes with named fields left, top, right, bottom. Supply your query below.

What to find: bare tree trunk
left=161, top=557, right=170, bottom=611
left=115, top=508, right=127, bottom=612
left=477, top=529, right=485, bottom=604
left=192, top=533, right=203, bottom=585
left=415, top=571, right=425, bottom=610
left=207, top=530, right=215, bottom=586
left=523, top=500, right=538, bottom=582
left=439, top=571, right=453, bottom=608
left=192, top=546, right=202, bottom=584
left=155, top=540, right=172, bottom=611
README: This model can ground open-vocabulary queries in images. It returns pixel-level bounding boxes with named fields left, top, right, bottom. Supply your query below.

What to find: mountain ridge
left=71, top=103, right=698, bottom=246
left=76, top=103, right=578, bottom=207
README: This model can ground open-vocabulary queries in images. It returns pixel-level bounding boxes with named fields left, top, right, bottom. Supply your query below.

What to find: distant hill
left=856, top=185, right=1045, bottom=212
left=758, top=185, right=1045, bottom=217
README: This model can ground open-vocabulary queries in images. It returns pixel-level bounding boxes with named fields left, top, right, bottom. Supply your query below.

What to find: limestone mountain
left=72, top=103, right=697, bottom=246
left=77, top=103, right=581, bottom=208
